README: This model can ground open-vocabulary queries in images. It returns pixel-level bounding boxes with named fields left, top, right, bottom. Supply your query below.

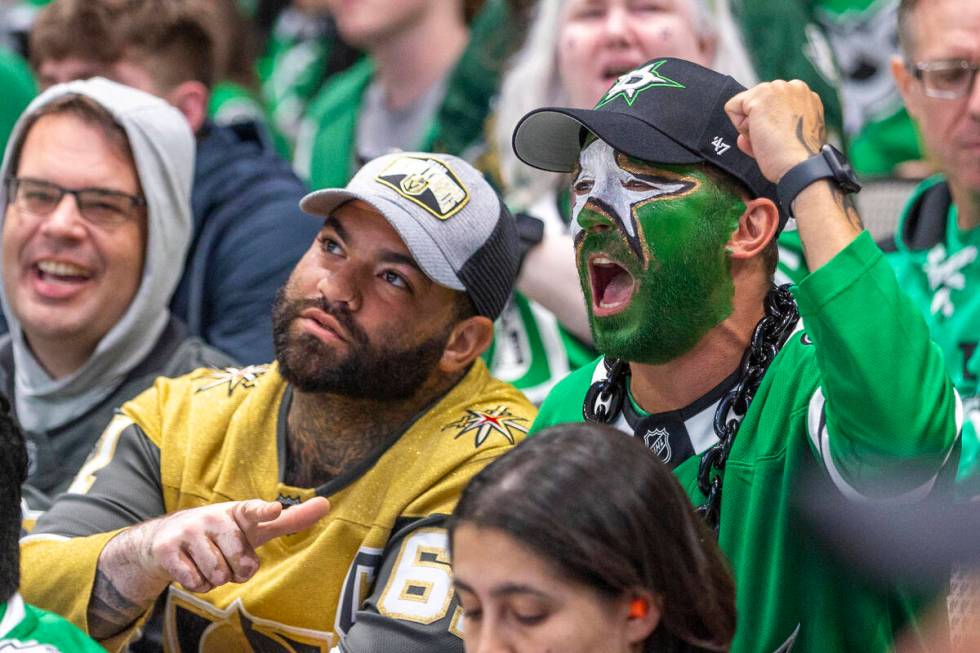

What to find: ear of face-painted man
left=572, top=139, right=744, bottom=364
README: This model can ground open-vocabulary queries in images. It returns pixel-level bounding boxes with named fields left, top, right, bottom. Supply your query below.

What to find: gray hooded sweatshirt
left=0, top=79, right=235, bottom=500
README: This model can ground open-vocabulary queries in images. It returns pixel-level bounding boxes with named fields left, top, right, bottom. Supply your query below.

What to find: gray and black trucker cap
left=512, top=57, right=787, bottom=231
left=301, top=152, right=520, bottom=319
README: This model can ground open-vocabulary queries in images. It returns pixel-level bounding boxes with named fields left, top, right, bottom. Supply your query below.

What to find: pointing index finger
left=249, top=497, right=331, bottom=548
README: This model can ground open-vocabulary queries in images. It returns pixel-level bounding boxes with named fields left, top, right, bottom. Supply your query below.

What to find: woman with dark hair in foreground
left=449, top=423, right=736, bottom=653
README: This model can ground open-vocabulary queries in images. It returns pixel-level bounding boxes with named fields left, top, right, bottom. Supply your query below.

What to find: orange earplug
left=629, top=598, right=649, bottom=619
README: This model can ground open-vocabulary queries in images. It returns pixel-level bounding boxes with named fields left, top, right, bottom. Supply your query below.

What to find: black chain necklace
left=583, top=285, right=800, bottom=533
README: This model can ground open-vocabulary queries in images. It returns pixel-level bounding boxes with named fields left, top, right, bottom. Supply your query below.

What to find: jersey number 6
left=377, top=528, right=455, bottom=624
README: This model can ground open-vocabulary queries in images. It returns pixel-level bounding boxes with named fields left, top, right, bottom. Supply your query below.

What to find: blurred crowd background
left=0, top=0, right=929, bottom=235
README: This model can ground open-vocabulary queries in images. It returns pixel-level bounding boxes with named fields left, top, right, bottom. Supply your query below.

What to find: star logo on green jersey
left=443, top=406, right=529, bottom=448
left=595, top=60, right=685, bottom=109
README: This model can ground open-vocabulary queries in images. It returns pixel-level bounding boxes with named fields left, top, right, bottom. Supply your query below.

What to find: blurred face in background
left=894, top=0, right=980, bottom=194
left=558, top=0, right=714, bottom=108
left=326, top=0, right=441, bottom=49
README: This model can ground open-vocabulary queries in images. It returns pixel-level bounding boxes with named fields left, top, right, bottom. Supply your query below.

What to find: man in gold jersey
left=20, top=152, right=535, bottom=652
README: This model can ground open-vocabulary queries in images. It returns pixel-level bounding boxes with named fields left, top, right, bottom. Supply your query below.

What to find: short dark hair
left=896, top=0, right=920, bottom=58
left=449, top=423, right=736, bottom=653
left=0, top=396, right=28, bottom=603
left=452, top=289, right=477, bottom=323
left=30, top=0, right=215, bottom=90
left=8, top=94, right=136, bottom=182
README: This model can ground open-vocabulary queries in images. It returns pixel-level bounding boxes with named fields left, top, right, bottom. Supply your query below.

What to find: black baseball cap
left=512, top=57, right=787, bottom=231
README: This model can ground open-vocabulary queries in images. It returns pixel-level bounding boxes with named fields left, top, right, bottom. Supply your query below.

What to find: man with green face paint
left=573, top=140, right=744, bottom=364
left=514, top=58, right=962, bottom=652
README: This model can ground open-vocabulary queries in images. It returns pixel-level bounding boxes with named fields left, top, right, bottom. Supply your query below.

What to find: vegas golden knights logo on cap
left=376, top=155, right=470, bottom=220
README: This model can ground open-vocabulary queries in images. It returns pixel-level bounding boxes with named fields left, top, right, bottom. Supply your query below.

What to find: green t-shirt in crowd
left=209, top=81, right=267, bottom=128
left=257, top=17, right=335, bottom=156
left=532, top=232, right=961, bottom=652
left=0, top=48, right=37, bottom=156
left=293, top=0, right=514, bottom=189
left=0, top=594, right=104, bottom=651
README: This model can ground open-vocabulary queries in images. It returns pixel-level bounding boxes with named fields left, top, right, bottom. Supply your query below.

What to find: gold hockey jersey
left=21, top=360, right=536, bottom=652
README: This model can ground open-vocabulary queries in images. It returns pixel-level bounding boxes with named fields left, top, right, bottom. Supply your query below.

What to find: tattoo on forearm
left=87, top=567, right=148, bottom=640
left=794, top=116, right=825, bottom=156
left=831, top=186, right=863, bottom=231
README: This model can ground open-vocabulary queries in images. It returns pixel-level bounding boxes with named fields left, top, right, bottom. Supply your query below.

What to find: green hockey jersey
left=532, top=232, right=961, bottom=652
left=0, top=594, right=104, bottom=652
left=885, top=176, right=980, bottom=493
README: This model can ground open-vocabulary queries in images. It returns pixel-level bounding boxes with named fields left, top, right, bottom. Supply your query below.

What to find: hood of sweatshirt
left=0, top=77, right=194, bottom=432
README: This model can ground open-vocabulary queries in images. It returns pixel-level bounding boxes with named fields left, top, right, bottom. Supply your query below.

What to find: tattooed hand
left=88, top=498, right=330, bottom=639
left=141, top=498, right=330, bottom=591
left=723, top=80, right=826, bottom=184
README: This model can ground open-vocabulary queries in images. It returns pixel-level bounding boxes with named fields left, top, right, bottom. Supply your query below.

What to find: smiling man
left=0, top=78, right=234, bottom=513
left=516, top=58, right=961, bottom=651
left=20, top=152, right=534, bottom=653
left=28, top=0, right=320, bottom=365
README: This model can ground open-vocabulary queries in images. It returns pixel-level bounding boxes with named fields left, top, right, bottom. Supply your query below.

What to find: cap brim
left=300, top=189, right=466, bottom=292
left=512, top=107, right=702, bottom=173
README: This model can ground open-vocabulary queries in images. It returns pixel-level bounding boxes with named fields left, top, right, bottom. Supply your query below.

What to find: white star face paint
left=572, top=139, right=694, bottom=260
left=571, top=140, right=746, bottom=364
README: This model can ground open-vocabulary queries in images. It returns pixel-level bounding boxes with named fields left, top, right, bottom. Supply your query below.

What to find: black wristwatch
left=777, top=144, right=861, bottom=217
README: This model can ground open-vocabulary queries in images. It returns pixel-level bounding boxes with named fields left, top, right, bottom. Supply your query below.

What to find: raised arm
left=724, top=79, right=863, bottom=271
left=725, top=80, right=960, bottom=498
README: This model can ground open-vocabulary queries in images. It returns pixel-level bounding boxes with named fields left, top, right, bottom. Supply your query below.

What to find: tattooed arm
left=21, top=418, right=329, bottom=642
left=88, top=498, right=331, bottom=639
left=724, top=80, right=863, bottom=271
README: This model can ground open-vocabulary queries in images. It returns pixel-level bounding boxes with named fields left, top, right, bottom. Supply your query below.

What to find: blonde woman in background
left=486, top=0, right=758, bottom=404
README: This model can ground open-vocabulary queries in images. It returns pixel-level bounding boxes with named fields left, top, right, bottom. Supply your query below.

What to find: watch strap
left=777, top=144, right=860, bottom=216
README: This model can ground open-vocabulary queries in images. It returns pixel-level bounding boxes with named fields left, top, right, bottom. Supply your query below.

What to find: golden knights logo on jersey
left=166, top=588, right=334, bottom=652
left=442, top=406, right=529, bottom=448
left=195, top=365, right=270, bottom=396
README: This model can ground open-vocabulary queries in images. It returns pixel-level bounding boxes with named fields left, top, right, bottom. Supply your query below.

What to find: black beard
left=271, top=288, right=450, bottom=401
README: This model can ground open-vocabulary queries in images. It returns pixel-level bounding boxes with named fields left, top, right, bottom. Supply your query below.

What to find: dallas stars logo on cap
left=595, top=59, right=685, bottom=109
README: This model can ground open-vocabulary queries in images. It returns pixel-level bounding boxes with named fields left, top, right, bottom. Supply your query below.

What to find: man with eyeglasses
left=0, top=77, right=234, bottom=516
left=887, top=0, right=980, bottom=494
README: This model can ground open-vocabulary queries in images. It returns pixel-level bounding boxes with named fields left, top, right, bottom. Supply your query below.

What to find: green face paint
left=572, top=139, right=745, bottom=364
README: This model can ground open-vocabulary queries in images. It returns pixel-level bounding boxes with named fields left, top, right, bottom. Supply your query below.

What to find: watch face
left=823, top=144, right=862, bottom=194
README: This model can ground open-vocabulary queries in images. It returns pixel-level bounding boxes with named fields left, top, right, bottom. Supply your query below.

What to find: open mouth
left=34, top=259, right=92, bottom=284
left=600, top=62, right=641, bottom=88
left=589, top=255, right=635, bottom=316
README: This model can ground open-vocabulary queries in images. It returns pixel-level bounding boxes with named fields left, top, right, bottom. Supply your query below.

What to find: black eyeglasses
left=910, top=59, right=980, bottom=100
left=4, top=177, right=146, bottom=226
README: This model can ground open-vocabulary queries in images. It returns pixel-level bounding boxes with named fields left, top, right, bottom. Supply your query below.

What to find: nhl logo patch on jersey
left=376, top=156, right=470, bottom=220
left=643, top=427, right=672, bottom=463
